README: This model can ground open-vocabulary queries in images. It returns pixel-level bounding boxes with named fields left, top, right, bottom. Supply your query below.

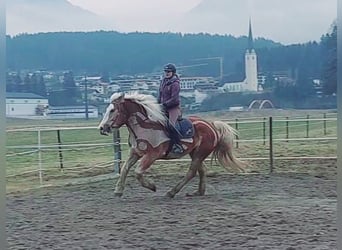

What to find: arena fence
left=6, top=113, right=337, bottom=189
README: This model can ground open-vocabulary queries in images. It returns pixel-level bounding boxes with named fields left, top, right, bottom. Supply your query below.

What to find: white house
left=6, top=92, right=49, bottom=117
left=180, top=77, right=197, bottom=90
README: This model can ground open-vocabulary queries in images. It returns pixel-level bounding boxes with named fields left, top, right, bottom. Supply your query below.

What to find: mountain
left=176, top=0, right=336, bottom=45
left=6, top=0, right=336, bottom=44
left=6, top=0, right=114, bottom=36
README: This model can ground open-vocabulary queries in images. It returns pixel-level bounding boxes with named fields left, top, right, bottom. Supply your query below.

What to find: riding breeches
left=167, top=106, right=182, bottom=126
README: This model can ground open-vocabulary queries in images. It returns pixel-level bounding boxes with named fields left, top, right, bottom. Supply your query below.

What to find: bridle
left=109, top=101, right=128, bottom=128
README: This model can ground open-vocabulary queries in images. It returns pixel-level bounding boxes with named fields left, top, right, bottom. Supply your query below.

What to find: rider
left=158, top=63, right=184, bottom=154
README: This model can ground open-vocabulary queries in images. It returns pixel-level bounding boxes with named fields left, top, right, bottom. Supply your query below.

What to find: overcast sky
left=68, top=0, right=201, bottom=33
left=69, top=0, right=201, bottom=17
left=67, top=0, right=337, bottom=45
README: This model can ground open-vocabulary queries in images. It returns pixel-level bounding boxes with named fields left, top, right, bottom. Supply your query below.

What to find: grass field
left=6, top=109, right=337, bottom=193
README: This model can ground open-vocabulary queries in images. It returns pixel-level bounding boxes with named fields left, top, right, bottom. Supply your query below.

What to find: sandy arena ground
left=7, top=171, right=336, bottom=250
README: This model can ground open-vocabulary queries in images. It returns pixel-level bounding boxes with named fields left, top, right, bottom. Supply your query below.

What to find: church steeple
left=245, top=17, right=258, bottom=92
left=248, top=18, right=254, bottom=52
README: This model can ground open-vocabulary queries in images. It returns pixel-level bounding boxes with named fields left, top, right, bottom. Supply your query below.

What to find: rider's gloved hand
left=160, top=103, right=167, bottom=112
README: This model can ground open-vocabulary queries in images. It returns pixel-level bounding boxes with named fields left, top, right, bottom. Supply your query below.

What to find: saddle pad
left=180, top=138, right=193, bottom=143
left=175, top=118, right=194, bottom=139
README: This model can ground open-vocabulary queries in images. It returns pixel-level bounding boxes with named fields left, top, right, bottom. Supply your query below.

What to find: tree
left=320, top=22, right=337, bottom=95
left=29, top=73, right=38, bottom=94
left=262, top=72, right=277, bottom=91
left=100, top=71, right=110, bottom=83
left=6, top=73, right=14, bottom=92
left=36, top=74, right=47, bottom=97
left=62, top=71, right=78, bottom=105
left=295, top=64, right=316, bottom=100
left=13, top=73, right=24, bottom=92
left=23, top=73, right=30, bottom=89
left=48, top=90, right=69, bottom=106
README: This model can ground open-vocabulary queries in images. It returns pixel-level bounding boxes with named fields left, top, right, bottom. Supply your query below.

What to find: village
left=5, top=21, right=273, bottom=119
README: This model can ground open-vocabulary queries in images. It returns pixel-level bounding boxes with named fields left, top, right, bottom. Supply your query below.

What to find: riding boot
left=168, top=123, right=184, bottom=154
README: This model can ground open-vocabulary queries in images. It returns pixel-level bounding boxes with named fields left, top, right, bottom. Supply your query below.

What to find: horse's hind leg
left=198, top=163, right=207, bottom=195
left=114, top=150, right=140, bottom=196
left=186, top=162, right=207, bottom=197
left=165, top=160, right=198, bottom=198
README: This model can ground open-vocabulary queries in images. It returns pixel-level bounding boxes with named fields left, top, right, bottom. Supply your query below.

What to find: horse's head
left=98, top=93, right=128, bottom=135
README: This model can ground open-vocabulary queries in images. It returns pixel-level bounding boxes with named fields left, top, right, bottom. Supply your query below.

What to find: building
left=46, top=106, right=99, bottom=119
left=6, top=92, right=49, bottom=117
left=222, top=19, right=261, bottom=93
left=179, top=76, right=222, bottom=104
left=180, top=77, right=218, bottom=90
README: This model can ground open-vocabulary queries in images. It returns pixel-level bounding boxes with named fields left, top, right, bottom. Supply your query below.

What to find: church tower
left=244, top=18, right=258, bottom=91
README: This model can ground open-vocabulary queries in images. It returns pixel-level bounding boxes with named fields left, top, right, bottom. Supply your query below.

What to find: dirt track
left=7, top=173, right=336, bottom=250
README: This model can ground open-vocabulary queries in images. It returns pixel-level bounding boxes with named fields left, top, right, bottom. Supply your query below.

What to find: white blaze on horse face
left=98, top=103, right=115, bottom=129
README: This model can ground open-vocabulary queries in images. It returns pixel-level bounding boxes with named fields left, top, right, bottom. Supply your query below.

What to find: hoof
left=186, top=191, right=204, bottom=197
left=114, top=192, right=123, bottom=197
left=165, top=191, right=175, bottom=198
left=149, top=185, right=157, bottom=192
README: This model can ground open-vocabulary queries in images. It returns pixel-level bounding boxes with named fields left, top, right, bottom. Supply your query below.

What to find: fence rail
left=6, top=114, right=337, bottom=186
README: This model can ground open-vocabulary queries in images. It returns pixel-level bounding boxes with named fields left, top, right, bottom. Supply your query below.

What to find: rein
left=123, top=101, right=156, bottom=141
left=109, top=98, right=167, bottom=144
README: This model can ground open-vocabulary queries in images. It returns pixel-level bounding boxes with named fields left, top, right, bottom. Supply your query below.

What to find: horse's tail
left=211, top=120, right=246, bottom=173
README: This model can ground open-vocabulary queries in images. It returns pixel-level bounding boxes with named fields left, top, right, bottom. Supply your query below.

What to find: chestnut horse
left=98, top=92, right=244, bottom=198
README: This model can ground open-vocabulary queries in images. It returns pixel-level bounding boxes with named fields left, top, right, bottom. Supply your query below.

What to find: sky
left=68, top=0, right=201, bottom=17
left=67, top=0, right=337, bottom=45
left=68, top=0, right=201, bottom=33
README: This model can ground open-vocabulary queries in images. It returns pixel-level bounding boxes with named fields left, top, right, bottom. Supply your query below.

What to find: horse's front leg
left=134, top=155, right=158, bottom=192
left=114, top=149, right=140, bottom=197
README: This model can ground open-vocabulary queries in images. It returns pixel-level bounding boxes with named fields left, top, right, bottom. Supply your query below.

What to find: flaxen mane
left=110, top=92, right=167, bottom=125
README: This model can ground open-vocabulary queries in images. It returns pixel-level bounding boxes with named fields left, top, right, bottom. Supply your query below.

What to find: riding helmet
left=163, top=63, right=177, bottom=73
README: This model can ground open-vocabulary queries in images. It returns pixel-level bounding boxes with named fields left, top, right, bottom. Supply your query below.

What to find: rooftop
left=6, top=92, right=47, bottom=99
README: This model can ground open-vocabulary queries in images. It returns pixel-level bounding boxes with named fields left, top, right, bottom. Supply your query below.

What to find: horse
left=98, top=92, right=245, bottom=198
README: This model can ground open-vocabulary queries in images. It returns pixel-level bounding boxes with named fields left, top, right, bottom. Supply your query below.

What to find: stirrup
left=172, top=144, right=184, bottom=154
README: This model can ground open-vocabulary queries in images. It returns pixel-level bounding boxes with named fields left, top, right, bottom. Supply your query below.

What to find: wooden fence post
left=113, top=129, right=122, bottom=174
left=263, top=117, right=266, bottom=145
left=286, top=116, right=289, bottom=142
left=306, top=115, right=310, bottom=138
left=235, top=118, right=239, bottom=148
left=37, top=129, right=43, bottom=185
left=323, top=113, right=327, bottom=135
left=56, top=130, right=64, bottom=171
left=269, top=117, right=274, bottom=173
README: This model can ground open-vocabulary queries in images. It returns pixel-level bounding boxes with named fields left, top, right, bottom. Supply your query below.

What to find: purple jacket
left=158, top=74, right=181, bottom=109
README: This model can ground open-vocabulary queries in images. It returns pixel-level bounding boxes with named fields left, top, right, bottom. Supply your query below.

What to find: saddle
left=174, top=117, right=194, bottom=139
left=163, top=117, right=194, bottom=155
